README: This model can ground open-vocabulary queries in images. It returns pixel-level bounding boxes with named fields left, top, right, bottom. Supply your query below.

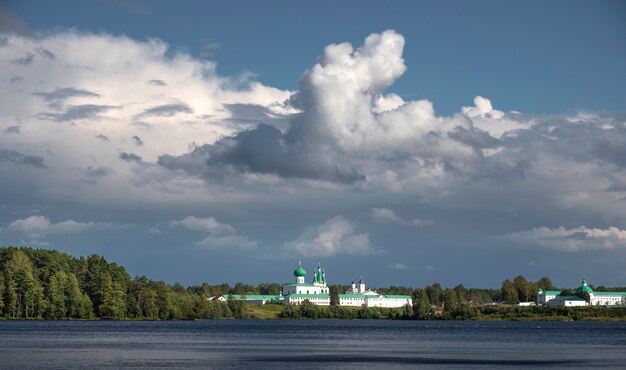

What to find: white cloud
left=461, top=96, right=528, bottom=138
left=170, top=216, right=234, bottom=235
left=196, top=235, right=257, bottom=249
left=170, top=216, right=255, bottom=249
left=372, top=208, right=433, bottom=227
left=284, top=216, right=376, bottom=257
left=1, top=28, right=625, bottom=271
left=147, top=227, right=162, bottom=235
left=6, top=215, right=116, bottom=238
left=462, top=96, right=504, bottom=119
left=388, top=262, right=410, bottom=270
left=0, top=30, right=293, bottom=207
left=499, top=226, right=626, bottom=252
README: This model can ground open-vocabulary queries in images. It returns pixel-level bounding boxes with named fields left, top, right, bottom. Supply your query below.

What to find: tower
left=313, top=263, right=327, bottom=286
left=294, top=261, right=306, bottom=284
left=359, top=276, right=365, bottom=293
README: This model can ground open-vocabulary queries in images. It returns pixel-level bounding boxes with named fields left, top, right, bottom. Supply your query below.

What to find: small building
left=218, top=294, right=281, bottom=305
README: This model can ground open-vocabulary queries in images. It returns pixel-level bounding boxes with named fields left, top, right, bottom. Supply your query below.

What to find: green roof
left=542, top=291, right=562, bottom=295
left=593, top=292, right=626, bottom=296
left=294, top=262, right=307, bottom=277
left=576, top=279, right=594, bottom=294
left=383, top=295, right=412, bottom=299
left=223, top=294, right=280, bottom=300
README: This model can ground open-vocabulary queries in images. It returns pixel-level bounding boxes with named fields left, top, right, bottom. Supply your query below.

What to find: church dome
left=294, top=263, right=306, bottom=277
left=576, top=279, right=593, bottom=294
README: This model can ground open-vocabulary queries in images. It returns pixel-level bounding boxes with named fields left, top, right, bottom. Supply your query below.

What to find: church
left=536, top=278, right=626, bottom=307
left=280, top=262, right=412, bottom=308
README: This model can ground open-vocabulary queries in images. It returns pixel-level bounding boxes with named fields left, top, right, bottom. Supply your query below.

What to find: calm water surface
left=1, top=320, right=625, bottom=369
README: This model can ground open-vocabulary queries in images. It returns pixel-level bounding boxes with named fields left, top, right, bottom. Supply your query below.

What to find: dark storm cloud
left=37, top=104, right=115, bottom=122
left=119, top=152, right=142, bottom=162
left=9, top=76, right=22, bottom=83
left=4, top=125, right=20, bottom=134
left=12, top=52, right=33, bottom=65
left=0, top=37, right=7, bottom=47
left=33, top=87, right=100, bottom=103
left=136, top=103, right=192, bottom=118
left=0, top=149, right=45, bottom=168
left=158, top=124, right=365, bottom=184
left=35, top=46, right=55, bottom=60
left=147, top=79, right=166, bottom=86
left=132, top=136, right=144, bottom=146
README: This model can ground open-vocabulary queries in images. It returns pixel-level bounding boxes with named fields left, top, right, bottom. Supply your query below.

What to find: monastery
left=217, top=262, right=412, bottom=308
left=536, top=278, right=626, bottom=307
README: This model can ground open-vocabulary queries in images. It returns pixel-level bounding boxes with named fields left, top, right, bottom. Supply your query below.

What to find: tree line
left=1, top=246, right=622, bottom=321
left=0, top=247, right=271, bottom=320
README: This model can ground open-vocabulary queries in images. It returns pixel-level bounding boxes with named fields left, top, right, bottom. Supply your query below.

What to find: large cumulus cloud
left=1, top=27, right=625, bottom=273
left=0, top=30, right=293, bottom=207
left=157, top=30, right=486, bottom=184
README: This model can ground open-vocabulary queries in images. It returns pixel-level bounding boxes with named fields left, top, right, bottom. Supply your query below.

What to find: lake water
left=1, top=320, right=625, bottom=369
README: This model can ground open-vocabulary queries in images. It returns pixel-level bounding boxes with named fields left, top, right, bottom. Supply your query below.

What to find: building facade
left=536, top=279, right=626, bottom=307
left=280, top=262, right=411, bottom=308
left=213, top=262, right=412, bottom=308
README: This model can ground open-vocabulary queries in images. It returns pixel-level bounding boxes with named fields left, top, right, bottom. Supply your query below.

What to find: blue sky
left=0, top=1, right=625, bottom=289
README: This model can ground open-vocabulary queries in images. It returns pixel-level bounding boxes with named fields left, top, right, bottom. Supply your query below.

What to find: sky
left=0, top=0, right=625, bottom=289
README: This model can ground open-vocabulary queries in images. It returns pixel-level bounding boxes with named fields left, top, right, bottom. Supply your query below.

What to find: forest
left=1, top=246, right=624, bottom=321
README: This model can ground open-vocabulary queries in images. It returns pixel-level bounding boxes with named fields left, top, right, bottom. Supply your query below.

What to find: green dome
left=294, top=263, right=306, bottom=277
left=576, top=279, right=593, bottom=294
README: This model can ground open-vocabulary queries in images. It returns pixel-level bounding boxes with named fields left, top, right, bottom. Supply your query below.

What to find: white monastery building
left=281, top=262, right=412, bottom=308
left=216, top=262, right=412, bottom=308
left=536, top=279, right=626, bottom=307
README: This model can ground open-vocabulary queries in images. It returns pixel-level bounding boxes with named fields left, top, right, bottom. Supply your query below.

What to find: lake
left=1, top=320, right=625, bottom=369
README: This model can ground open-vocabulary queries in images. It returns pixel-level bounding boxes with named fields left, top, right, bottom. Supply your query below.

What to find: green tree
left=13, top=267, right=37, bottom=318
left=98, top=273, right=126, bottom=319
left=65, top=273, right=91, bottom=319
left=443, top=288, right=458, bottom=317
left=47, top=270, right=68, bottom=319
left=329, top=285, right=340, bottom=306
left=454, top=284, right=466, bottom=303
left=299, top=299, right=318, bottom=319
left=513, top=275, right=533, bottom=302
left=4, top=275, right=18, bottom=318
left=412, top=288, right=430, bottom=319
left=501, top=279, right=519, bottom=304
left=0, top=272, right=5, bottom=315
left=426, top=282, right=443, bottom=307
left=536, top=277, right=556, bottom=291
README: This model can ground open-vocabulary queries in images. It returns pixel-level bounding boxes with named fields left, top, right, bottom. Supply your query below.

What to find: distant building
left=536, top=278, right=626, bottom=307
left=281, top=262, right=411, bottom=308
left=211, top=262, right=412, bottom=308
